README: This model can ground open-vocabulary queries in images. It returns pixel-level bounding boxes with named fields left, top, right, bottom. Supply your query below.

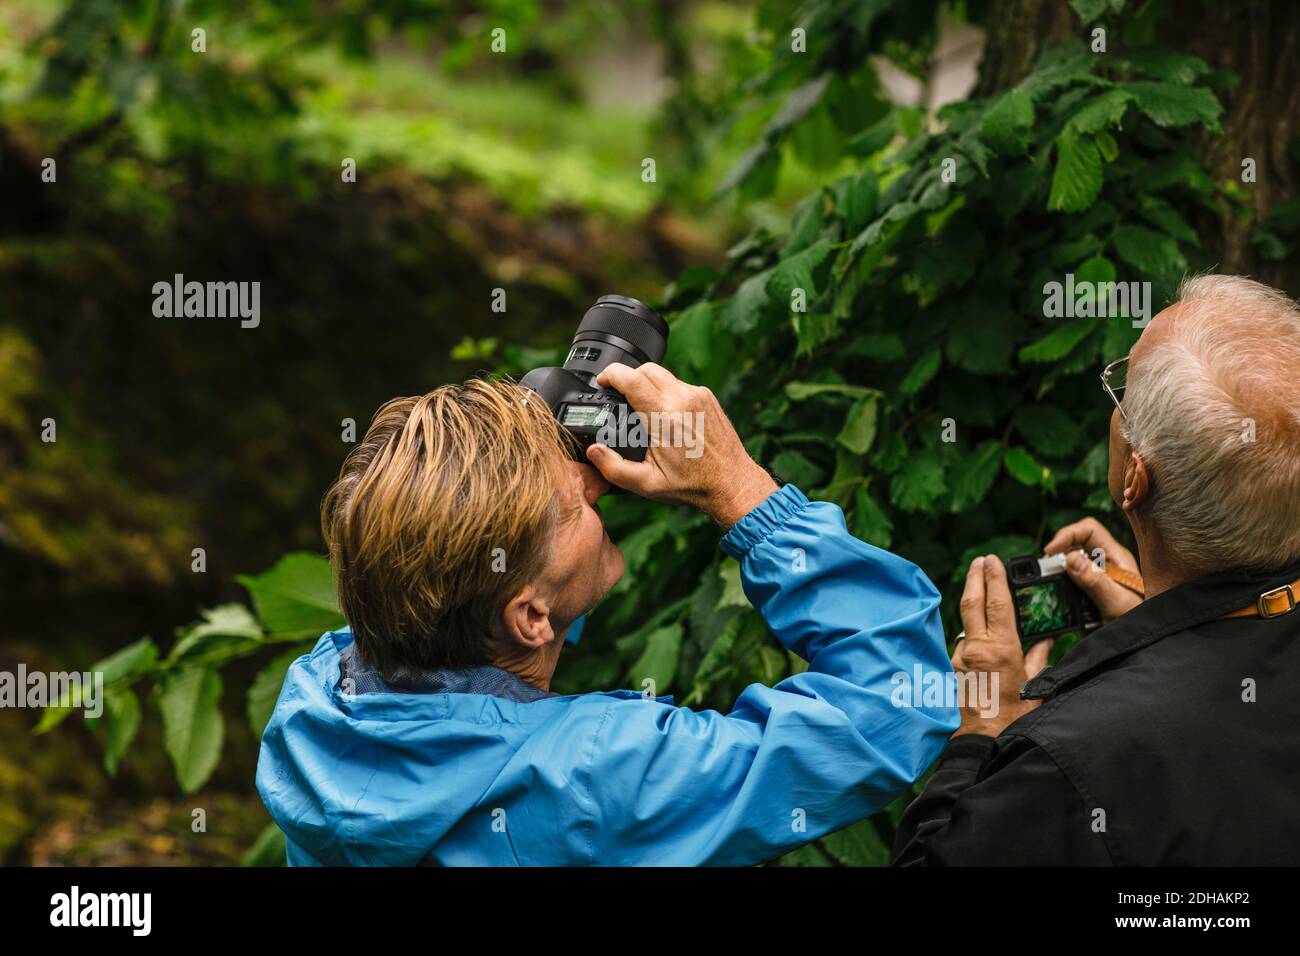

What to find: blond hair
left=1121, top=275, right=1300, bottom=572
left=321, top=378, right=571, bottom=677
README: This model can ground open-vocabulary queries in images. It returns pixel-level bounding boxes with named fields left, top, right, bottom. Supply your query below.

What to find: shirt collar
left=1021, top=555, right=1300, bottom=701
left=337, top=640, right=557, bottom=703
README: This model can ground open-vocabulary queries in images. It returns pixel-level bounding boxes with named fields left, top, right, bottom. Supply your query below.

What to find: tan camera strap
left=1102, top=563, right=1299, bottom=619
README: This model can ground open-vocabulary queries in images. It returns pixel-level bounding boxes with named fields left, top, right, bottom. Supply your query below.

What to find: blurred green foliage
left=14, top=0, right=1300, bottom=866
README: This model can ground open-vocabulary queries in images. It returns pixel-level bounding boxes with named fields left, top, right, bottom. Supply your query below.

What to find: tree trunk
left=974, top=0, right=1300, bottom=291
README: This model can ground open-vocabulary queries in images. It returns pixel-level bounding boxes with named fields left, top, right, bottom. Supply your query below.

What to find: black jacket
left=893, top=558, right=1300, bottom=865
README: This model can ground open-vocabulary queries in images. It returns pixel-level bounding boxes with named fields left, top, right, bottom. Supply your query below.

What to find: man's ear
left=1121, top=450, right=1151, bottom=514
left=500, top=584, right=555, bottom=651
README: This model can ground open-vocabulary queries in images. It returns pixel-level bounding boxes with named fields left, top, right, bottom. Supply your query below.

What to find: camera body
left=520, top=295, right=669, bottom=463
left=1004, top=553, right=1103, bottom=644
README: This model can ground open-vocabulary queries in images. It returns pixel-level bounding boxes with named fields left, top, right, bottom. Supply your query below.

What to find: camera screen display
left=1014, top=580, right=1073, bottom=637
left=560, top=404, right=609, bottom=428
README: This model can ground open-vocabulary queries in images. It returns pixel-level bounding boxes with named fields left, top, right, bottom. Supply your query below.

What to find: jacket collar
left=336, top=636, right=556, bottom=703
left=1022, top=555, right=1300, bottom=701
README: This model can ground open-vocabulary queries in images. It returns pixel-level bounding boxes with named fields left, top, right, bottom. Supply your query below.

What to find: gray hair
left=1120, top=274, right=1300, bottom=572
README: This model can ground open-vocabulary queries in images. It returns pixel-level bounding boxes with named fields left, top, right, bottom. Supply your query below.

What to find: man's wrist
left=707, top=465, right=780, bottom=529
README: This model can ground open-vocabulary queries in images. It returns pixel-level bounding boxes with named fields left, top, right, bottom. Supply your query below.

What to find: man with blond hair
left=257, top=359, right=958, bottom=865
left=895, top=275, right=1300, bottom=865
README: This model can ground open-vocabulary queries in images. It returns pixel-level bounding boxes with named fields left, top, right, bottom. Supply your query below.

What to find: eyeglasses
left=1101, top=355, right=1128, bottom=419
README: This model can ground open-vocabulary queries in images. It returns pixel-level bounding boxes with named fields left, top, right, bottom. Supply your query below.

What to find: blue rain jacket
left=256, top=484, right=958, bottom=865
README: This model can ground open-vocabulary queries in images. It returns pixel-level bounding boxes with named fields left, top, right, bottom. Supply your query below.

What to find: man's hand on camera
left=584, top=363, right=778, bottom=528
left=951, top=555, right=1053, bottom=738
left=1044, top=517, right=1142, bottom=623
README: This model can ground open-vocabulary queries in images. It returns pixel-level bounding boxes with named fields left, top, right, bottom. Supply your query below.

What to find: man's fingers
left=1065, top=549, right=1142, bottom=620
left=981, top=554, right=1019, bottom=643
left=1024, top=638, right=1054, bottom=679
left=585, top=443, right=652, bottom=493
left=1044, top=517, right=1136, bottom=570
left=958, top=556, right=989, bottom=643
left=634, top=362, right=677, bottom=389
left=594, top=363, right=660, bottom=409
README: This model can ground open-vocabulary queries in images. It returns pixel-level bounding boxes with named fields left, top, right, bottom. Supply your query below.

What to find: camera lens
left=564, top=295, right=668, bottom=383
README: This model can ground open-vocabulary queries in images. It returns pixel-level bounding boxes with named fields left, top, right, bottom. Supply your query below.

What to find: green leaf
left=1137, top=196, right=1198, bottom=244
left=35, top=636, right=159, bottom=734
left=771, top=449, right=825, bottom=488
left=768, top=239, right=832, bottom=307
left=1066, top=89, right=1131, bottom=134
left=785, top=381, right=880, bottom=401
left=850, top=485, right=893, bottom=548
left=718, top=271, right=773, bottom=334
left=949, top=441, right=1004, bottom=512
left=1122, top=81, right=1222, bottom=131
left=821, top=817, right=890, bottom=866
left=665, top=301, right=715, bottom=374
left=1004, top=446, right=1049, bottom=487
left=890, top=450, right=947, bottom=512
left=158, top=667, right=225, bottom=794
left=237, top=553, right=345, bottom=638
left=1013, top=403, right=1083, bottom=456
left=1048, top=128, right=1102, bottom=213
left=246, top=646, right=314, bottom=738
left=718, top=142, right=778, bottom=197
left=980, top=89, right=1034, bottom=155
left=899, top=347, right=941, bottom=396
left=834, top=168, right=879, bottom=233
left=102, top=687, right=141, bottom=777
left=947, top=306, right=1015, bottom=374
left=168, top=604, right=263, bottom=664
left=1120, top=50, right=1210, bottom=84
left=785, top=191, right=827, bottom=255
left=1070, top=0, right=1109, bottom=23
left=1018, top=317, right=1099, bottom=363
left=1114, top=224, right=1187, bottom=276
left=243, top=822, right=287, bottom=867
left=836, top=397, right=878, bottom=455
left=716, top=562, right=749, bottom=610
left=1072, top=441, right=1109, bottom=484
left=625, top=624, right=683, bottom=693
left=1075, top=254, right=1117, bottom=286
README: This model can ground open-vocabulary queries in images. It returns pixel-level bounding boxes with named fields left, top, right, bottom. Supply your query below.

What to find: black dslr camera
left=1004, top=553, right=1103, bottom=645
left=520, top=295, right=669, bottom=463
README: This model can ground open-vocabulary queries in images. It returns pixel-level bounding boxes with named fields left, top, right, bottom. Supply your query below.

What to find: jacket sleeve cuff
left=719, top=484, right=810, bottom=560
left=939, top=733, right=997, bottom=771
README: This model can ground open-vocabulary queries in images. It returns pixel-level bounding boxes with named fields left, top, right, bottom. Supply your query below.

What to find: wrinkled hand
left=951, top=555, right=1053, bottom=738
left=1044, top=517, right=1143, bottom=624
left=584, top=363, right=777, bottom=527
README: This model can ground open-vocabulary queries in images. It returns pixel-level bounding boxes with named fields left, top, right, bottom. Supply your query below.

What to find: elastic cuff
left=940, top=733, right=997, bottom=770
left=719, top=484, right=810, bottom=559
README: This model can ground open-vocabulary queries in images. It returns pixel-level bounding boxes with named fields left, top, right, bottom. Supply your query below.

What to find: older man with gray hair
left=894, top=274, right=1300, bottom=866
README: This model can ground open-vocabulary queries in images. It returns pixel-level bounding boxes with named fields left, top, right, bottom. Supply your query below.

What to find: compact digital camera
left=1004, top=553, right=1103, bottom=644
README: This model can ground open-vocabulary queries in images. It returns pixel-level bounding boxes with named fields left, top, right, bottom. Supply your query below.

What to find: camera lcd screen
left=560, top=404, right=609, bottom=428
left=1014, top=581, right=1073, bottom=637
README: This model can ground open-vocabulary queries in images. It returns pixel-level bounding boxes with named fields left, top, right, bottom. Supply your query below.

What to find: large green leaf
left=836, top=397, right=878, bottom=455
left=1121, top=81, right=1222, bottom=131
left=1113, top=224, right=1187, bottom=276
left=981, top=89, right=1034, bottom=155
left=948, top=441, right=1004, bottom=512
left=624, top=624, right=683, bottom=693
left=1048, top=128, right=1102, bottom=213
left=102, top=687, right=141, bottom=777
left=237, top=552, right=345, bottom=638
left=158, top=667, right=225, bottom=794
